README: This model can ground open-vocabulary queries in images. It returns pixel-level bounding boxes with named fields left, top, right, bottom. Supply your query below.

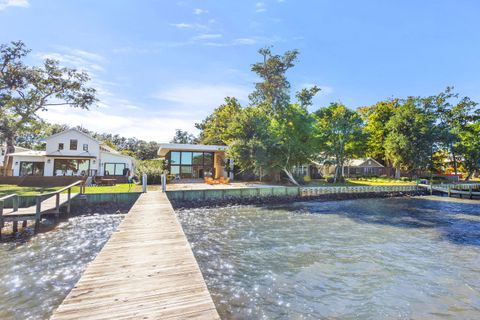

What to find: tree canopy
left=1, top=41, right=96, bottom=174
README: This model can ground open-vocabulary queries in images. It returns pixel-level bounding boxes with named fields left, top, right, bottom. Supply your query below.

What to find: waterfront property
left=4, top=128, right=134, bottom=177
left=305, top=157, right=386, bottom=178
left=158, top=143, right=232, bottom=181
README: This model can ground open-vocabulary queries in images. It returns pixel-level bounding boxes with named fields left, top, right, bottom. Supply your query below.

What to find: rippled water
left=0, top=214, right=123, bottom=320
left=177, top=197, right=480, bottom=319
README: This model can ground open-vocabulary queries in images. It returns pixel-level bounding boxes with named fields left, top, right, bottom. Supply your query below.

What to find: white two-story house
left=6, top=129, right=135, bottom=177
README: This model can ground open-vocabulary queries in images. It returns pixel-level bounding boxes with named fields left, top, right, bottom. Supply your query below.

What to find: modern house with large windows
left=5, top=128, right=134, bottom=177
left=157, top=143, right=231, bottom=181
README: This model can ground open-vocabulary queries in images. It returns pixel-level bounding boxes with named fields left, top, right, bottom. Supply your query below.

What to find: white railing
left=299, top=185, right=418, bottom=197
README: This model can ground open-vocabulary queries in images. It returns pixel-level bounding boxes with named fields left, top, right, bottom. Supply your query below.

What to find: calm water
left=177, top=197, right=480, bottom=319
left=0, top=214, right=123, bottom=320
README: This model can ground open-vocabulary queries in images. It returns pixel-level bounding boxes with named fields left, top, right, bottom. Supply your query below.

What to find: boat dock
left=0, top=181, right=83, bottom=238
left=418, top=183, right=480, bottom=199
left=52, top=191, right=219, bottom=319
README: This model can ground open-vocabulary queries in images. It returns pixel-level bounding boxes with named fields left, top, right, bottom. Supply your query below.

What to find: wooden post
left=67, top=188, right=71, bottom=216
left=13, top=196, right=18, bottom=212
left=0, top=200, right=3, bottom=240
left=22, top=220, right=27, bottom=229
left=35, top=196, right=42, bottom=234
left=55, top=193, right=60, bottom=222
left=12, top=221, right=18, bottom=233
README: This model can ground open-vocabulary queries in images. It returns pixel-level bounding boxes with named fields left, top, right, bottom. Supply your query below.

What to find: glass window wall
left=167, top=151, right=215, bottom=179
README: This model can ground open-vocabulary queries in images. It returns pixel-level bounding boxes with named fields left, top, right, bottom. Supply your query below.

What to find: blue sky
left=1, top=0, right=479, bottom=141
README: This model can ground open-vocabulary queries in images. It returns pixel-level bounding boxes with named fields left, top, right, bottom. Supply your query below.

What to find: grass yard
left=0, top=184, right=61, bottom=197
left=307, top=177, right=417, bottom=187
left=0, top=183, right=161, bottom=197
left=72, top=183, right=148, bottom=194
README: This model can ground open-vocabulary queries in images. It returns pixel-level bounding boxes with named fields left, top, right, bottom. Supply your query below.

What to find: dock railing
left=0, top=180, right=85, bottom=237
left=0, top=194, right=19, bottom=231
left=34, top=180, right=85, bottom=230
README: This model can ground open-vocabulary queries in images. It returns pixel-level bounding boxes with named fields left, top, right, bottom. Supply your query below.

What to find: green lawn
left=0, top=183, right=160, bottom=197
left=0, top=184, right=61, bottom=197
left=307, top=177, right=417, bottom=187
left=72, top=183, right=146, bottom=194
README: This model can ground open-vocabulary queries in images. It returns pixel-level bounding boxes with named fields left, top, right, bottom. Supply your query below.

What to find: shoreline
left=170, top=190, right=424, bottom=209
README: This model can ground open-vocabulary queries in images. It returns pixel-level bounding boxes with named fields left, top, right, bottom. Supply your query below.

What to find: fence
left=299, top=185, right=418, bottom=197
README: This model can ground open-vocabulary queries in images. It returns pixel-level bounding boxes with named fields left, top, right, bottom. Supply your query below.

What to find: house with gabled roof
left=5, top=128, right=134, bottom=177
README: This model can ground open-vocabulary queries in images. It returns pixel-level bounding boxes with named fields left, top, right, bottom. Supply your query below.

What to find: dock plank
left=3, top=192, right=79, bottom=217
left=51, top=191, right=219, bottom=320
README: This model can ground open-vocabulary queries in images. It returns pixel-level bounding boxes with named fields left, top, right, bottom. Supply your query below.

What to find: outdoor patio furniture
left=101, top=178, right=117, bottom=186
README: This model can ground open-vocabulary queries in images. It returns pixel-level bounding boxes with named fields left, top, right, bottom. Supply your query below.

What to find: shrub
left=135, top=159, right=166, bottom=185
left=303, top=175, right=312, bottom=183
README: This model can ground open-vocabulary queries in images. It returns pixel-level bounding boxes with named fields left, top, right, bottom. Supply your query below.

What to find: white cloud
left=193, top=33, right=222, bottom=40
left=153, top=83, right=250, bottom=116
left=233, top=38, right=258, bottom=45
left=255, top=2, right=266, bottom=12
left=170, top=22, right=208, bottom=30
left=193, top=8, right=208, bottom=15
left=40, top=106, right=194, bottom=142
left=170, top=22, right=192, bottom=29
left=0, top=0, right=29, bottom=10
left=37, top=48, right=106, bottom=74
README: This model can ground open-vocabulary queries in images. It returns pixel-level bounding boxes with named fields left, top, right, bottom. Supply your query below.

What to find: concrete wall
left=167, top=187, right=300, bottom=201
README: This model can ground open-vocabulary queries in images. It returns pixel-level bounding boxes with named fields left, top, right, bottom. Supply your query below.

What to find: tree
left=296, top=86, right=321, bottom=108
left=249, top=47, right=299, bottom=114
left=195, top=97, right=242, bottom=145
left=170, top=129, right=197, bottom=144
left=458, top=122, right=480, bottom=180
left=0, top=41, right=96, bottom=174
left=314, top=103, right=364, bottom=183
left=384, top=97, right=436, bottom=179
left=358, top=99, right=399, bottom=170
left=227, top=107, right=273, bottom=181
left=268, top=103, right=316, bottom=185
left=424, top=87, right=478, bottom=176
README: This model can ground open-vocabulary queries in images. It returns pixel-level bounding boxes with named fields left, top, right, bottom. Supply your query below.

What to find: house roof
left=158, top=143, right=227, bottom=157
left=45, top=128, right=99, bottom=143
left=346, top=157, right=384, bottom=167
left=7, top=150, right=46, bottom=157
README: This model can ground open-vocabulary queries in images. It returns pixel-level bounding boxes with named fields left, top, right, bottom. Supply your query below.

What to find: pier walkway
left=418, top=183, right=480, bottom=199
left=52, top=191, right=219, bottom=320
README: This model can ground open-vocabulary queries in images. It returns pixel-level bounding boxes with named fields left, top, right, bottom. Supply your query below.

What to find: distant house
left=157, top=143, right=231, bottom=181
left=310, top=157, right=385, bottom=178
left=5, top=129, right=135, bottom=177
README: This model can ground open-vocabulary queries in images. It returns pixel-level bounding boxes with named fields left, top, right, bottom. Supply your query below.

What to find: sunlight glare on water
left=0, top=214, right=123, bottom=320
left=177, top=197, right=480, bottom=319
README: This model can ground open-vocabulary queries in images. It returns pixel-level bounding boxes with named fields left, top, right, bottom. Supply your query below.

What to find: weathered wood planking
left=2, top=192, right=79, bottom=217
left=52, top=191, right=219, bottom=320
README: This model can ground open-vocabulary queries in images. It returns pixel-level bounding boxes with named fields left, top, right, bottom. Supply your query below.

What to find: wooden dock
left=52, top=191, right=220, bottom=320
left=0, top=181, right=83, bottom=237
left=418, top=183, right=480, bottom=199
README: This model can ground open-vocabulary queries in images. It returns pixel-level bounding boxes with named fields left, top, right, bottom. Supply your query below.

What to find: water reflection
left=0, top=214, right=123, bottom=320
left=177, top=198, right=480, bottom=319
